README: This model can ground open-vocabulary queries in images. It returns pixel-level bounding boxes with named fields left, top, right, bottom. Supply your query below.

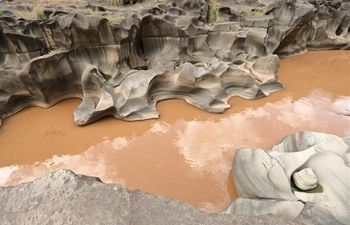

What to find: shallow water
left=0, top=50, right=349, bottom=212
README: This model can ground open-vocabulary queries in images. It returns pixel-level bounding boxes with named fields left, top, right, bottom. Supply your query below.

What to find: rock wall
left=217, top=0, right=350, bottom=56
left=0, top=0, right=349, bottom=132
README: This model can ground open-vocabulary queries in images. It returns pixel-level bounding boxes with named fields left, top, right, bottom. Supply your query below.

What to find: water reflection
left=0, top=51, right=349, bottom=213
left=1, top=90, right=348, bottom=212
left=274, top=90, right=347, bottom=130
left=0, top=138, right=129, bottom=186
left=150, top=121, right=171, bottom=134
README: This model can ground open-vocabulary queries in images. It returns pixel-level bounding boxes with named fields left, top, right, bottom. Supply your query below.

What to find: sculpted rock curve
left=226, top=131, right=350, bottom=224
left=0, top=0, right=349, bottom=132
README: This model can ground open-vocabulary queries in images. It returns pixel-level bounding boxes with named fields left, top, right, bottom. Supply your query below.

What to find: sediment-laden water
left=0, top=50, right=349, bottom=212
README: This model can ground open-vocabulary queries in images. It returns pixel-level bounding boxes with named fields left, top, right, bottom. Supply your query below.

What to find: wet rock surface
left=226, top=131, right=350, bottom=224
left=0, top=0, right=349, bottom=132
left=0, top=169, right=343, bottom=225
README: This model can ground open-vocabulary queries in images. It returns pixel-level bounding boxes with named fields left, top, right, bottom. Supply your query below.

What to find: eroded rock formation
left=226, top=131, right=350, bottom=225
left=0, top=1, right=349, bottom=224
left=0, top=0, right=349, bottom=132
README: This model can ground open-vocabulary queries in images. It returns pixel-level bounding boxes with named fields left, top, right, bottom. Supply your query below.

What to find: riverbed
left=0, top=50, right=349, bottom=212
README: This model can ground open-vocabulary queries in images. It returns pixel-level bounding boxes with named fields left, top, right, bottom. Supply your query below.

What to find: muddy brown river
left=0, top=50, right=349, bottom=212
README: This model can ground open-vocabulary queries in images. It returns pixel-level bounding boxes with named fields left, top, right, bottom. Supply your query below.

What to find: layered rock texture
left=226, top=131, right=350, bottom=225
left=0, top=0, right=349, bottom=132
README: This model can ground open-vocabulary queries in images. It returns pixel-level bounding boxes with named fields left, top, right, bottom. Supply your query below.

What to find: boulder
left=227, top=131, right=350, bottom=224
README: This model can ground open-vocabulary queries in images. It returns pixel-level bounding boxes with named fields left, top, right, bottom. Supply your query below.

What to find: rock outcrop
left=225, top=131, right=350, bottom=225
left=0, top=1, right=349, bottom=224
left=0, top=169, right=343, bottom=225
left=219, top=0, right=349, bottom=54
left=0, top=0, right=349, bottom=132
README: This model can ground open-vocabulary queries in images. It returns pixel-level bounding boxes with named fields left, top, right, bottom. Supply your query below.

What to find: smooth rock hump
left=226, top=131, right=350, bottom=225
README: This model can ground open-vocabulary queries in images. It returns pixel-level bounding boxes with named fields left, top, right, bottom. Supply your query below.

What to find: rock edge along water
left=0, top=0, right=349, bottom=132
left=0, top=167, right=343, bottom=225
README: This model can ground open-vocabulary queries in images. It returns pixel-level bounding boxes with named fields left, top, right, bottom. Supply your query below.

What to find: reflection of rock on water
left=45, top=130, right=66, bottom=140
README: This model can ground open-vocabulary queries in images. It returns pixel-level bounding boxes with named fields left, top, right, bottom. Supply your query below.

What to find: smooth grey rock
left=271, top=131, right=347, bottom=153
left=228, top=131, right=350, bottom=225
left=268, top=147, right=317, bottom=180
left=232, top=148, right=298, bottom=201
left=292, top=168, right=318, bottom=191
left=224, top=197, right=304, bottom=220
left=294, top=152, right=350, bottom=225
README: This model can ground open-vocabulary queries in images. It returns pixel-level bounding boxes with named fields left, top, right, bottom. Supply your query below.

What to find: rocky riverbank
left=0, top=165, right=344, bottom=225
left=0, top=0, right=349, bottom=224
left=0, top=0, right=349, bottom=132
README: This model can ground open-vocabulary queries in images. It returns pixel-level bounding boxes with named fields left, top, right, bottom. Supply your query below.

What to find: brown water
left=0, top=50, right=349, bottom=212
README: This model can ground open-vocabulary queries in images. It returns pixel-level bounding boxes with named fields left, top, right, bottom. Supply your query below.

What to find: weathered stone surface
left=224, top=198, right=304, bottom=220
left=0, top=2, right=284, bottom=131
left=294, top=203, right=345, bottom=225
left=0, top=169, right=306, bottom=225
left=227, top=131, right=350, bottom=224
left=0, top=168, right=345, bottom=225
left=0, top=0, right=349, bottom=132
left=217, top=0, right=349, bottom=56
